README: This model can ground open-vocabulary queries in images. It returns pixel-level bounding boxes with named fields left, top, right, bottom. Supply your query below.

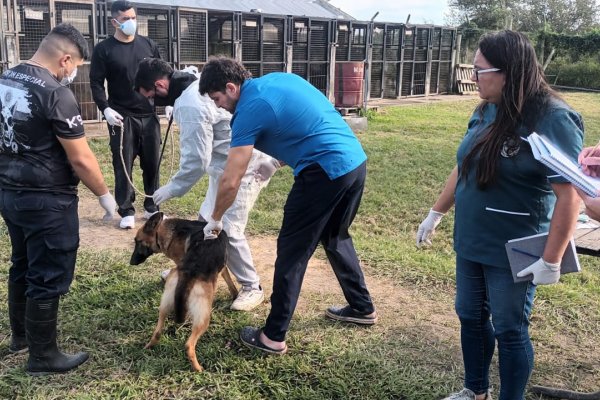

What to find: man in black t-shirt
left=0, top=24, right=116, bottom=376
left=90, top=0, right=161, bottom=229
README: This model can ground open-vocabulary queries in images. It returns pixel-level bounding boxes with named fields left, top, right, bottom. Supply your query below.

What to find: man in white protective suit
left=134, top=58, right=280, bottom=311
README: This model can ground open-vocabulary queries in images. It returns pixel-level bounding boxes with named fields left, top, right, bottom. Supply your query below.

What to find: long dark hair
left=461, top=30, right=560, bottom=188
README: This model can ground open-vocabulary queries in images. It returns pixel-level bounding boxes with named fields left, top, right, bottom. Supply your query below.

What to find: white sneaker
left=143, top=210, right=159, bottom=220
left=120, top=215, right=135, bottom=229
left=230, top=286, right=264, bottom=311
left=442, top=388, right=492, bottom=400
left=160, top=269, right=170, bottom=282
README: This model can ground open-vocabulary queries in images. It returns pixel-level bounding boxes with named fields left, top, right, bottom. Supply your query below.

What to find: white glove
left=152, top=185, right=173, bottom=205
left=516, top=257, right=561, bottom=285
left=103, top=107, right=123, bottom=127
left=254, top=158, right=281, bottom=183
left=203, top=217, right=223, bottom=240
left=164, top=106, right=173, bottom=120
left=416, top=209, right=445, bottom=246
left=98, top=192, right=117, bottom=221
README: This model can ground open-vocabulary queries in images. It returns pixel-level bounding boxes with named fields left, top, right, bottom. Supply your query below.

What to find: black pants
left=263, top=161, right=374, bottom=342
left=0, top=190, right=79, bottom=299
left=108, top=114, right=160, bottom=217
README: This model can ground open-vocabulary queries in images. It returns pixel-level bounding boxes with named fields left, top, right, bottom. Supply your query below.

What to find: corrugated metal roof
left=130, top=0, right=356, bottom=20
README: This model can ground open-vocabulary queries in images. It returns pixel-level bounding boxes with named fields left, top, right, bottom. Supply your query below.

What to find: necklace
left=26, top=59, right=49, bottom=70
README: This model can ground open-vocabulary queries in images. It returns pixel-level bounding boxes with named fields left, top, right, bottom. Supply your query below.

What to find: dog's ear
left=143, top=211, right=164, bottom=234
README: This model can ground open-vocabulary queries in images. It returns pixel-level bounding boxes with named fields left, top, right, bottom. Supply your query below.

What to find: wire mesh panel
left=262, top=17, right=284, bottom=75
left=16, top=0, right=50, bottom=60
left=415, top=27, right=430, bottom=62
left=179, top=10, right=207, bottom=64
left=292, top=18, right=308, bottom=61
left=429, top=61, right=439, bottom=94
left=438, top=61, right=451, bottom=93
left=308, top=62, right=327, bottom=94
left=441, top=29, right=454, bottom=61
left=372, top=25, right=384, bottom=62
left=349, top=23, right=367, bottom=61
left=68, top=63, right=98, bottom=120
left=385, top=25, right=401, bottom=62
left=335, top=22, right=349, bottom=61
left=291, top=62, right=307, bottom=79
left=403, top=27, right=414, bottom=61
left=137, top=8, right=169, bottom=59
left=242, top=15, right=259, bottom=62
left=383, top=62, right=398, bottom=98
left=412, top=62, right=427, bottom=95
left=431, top=27, right=442, bottom=61
left=369, top=61, right=382, bottom=98
left=208, top=12, right=234, bottom=57
left=2, top=0, right=9, bottom=34
left=56, top=2, right=94, bottom=54
left=309, top=20, right=328, bottom=62
left=400, top=62, right=413, bottom=96
left=262, top=17, right=283, bottom=62
left=243, top=62, right=260, bottom=78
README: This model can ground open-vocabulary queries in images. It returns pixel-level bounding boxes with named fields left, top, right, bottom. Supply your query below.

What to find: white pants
left=199, top=172, right=266, bottom=289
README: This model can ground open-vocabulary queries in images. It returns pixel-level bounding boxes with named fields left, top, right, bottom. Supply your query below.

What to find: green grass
left=1, top=92, right=599, bottom=399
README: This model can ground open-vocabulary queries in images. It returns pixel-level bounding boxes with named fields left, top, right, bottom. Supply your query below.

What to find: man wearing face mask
left=90, top=0, right=161, bottom=229
left=0, top=23, right=116, bottom=375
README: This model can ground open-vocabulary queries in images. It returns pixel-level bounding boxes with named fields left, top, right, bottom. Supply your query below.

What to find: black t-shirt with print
left=0, top=63, right=84, bottom=194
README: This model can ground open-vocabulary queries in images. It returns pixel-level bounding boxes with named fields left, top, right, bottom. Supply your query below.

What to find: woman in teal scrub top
left=416, top=31, right=583, bottom=400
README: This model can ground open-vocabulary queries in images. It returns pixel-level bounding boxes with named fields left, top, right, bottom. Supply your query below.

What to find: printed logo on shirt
left=501, top=136, right=520, bottom=158
left=65, top=115, right=83, bottom=129
left=0, top=79, right=32, bottom=153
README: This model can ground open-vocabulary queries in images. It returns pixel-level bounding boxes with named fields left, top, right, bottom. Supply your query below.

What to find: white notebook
left=527, top=132, right=600, bottom=198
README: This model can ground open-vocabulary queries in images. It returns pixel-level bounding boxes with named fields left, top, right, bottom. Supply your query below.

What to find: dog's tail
left=174, top=271, right=192, bottom=324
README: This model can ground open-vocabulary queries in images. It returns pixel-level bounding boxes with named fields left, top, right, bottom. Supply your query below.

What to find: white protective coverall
left=163, top=77, right=271, bottom=288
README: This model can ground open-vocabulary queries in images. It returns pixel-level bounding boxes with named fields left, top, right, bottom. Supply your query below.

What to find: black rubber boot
left=8, top=282, right=28, bottom=353
left=25, top=297, right=89, bottom=376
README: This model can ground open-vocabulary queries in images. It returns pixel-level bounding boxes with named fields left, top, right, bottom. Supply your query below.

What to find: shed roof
left=130, top=0, right=356, bottom=20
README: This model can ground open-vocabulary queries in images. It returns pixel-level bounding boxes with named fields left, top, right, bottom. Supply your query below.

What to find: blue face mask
left=114, top=18, right=136, bottom=36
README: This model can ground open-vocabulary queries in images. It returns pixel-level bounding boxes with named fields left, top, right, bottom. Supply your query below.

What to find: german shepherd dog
left=130, top=212, right=238, bottom=372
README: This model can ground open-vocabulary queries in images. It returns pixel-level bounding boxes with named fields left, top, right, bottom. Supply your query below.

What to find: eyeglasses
left=473, top=67, right=501, bottom=81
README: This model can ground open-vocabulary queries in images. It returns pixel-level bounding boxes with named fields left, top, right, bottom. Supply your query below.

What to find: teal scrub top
left=230, top=73, right=367, bottom=180
left=454, top=100, right=584, bottom=268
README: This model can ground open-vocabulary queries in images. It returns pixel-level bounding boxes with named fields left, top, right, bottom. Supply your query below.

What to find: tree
left=446, top=0, right=599, bottom=33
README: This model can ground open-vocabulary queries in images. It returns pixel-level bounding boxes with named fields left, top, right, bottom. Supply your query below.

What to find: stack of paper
left=528, top=132, right=600, bottom=198
left=505, top=232, right=581, bottom=283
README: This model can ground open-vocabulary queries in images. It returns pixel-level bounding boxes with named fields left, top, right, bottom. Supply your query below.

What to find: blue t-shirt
left=454, top=100, right=584, bottom=268
left=230, top=73, right=367, bottom=179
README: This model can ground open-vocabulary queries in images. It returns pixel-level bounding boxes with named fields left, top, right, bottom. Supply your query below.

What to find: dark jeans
left=455, top=256, right=536, bottom=400
left=263, top=162, right=374, bottom=342
left=108, top=113, right=160, bottom=217
left=0, top=190, right=79, bottom=299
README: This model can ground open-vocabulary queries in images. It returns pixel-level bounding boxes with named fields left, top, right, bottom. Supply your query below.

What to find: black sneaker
left=325, top=305, right=378, bottom=325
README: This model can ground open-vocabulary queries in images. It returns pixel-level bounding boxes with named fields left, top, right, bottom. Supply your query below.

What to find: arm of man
left=165, top=106, right=214, bottom=197
left=58, top=136, right=109, bottom=196
left=89, top=44, right=109, bottom=112
left=543, top=182, right=581, bottom=263
left=211, top=145, right=254, bottom=221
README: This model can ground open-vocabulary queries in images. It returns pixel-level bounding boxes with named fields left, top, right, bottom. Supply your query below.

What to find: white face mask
left=114, top=18, right=137, bottom=36
left=60, top=67, right=77, bottom=86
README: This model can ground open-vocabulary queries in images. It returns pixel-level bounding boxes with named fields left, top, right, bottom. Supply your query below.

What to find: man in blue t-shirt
left=199, top=57, right=376, bottom=354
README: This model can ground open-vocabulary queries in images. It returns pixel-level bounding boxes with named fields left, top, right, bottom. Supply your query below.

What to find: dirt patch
left=77, top=192, right=598, bottom=390
left=77, top=191, right=459, bottom=338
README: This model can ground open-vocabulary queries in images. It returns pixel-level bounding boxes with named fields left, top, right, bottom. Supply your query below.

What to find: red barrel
left=334, top=61, right=364, bottom=108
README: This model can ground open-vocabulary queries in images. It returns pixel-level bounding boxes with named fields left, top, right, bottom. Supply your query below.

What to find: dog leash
left=110, top=114, right=175, bottom=198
